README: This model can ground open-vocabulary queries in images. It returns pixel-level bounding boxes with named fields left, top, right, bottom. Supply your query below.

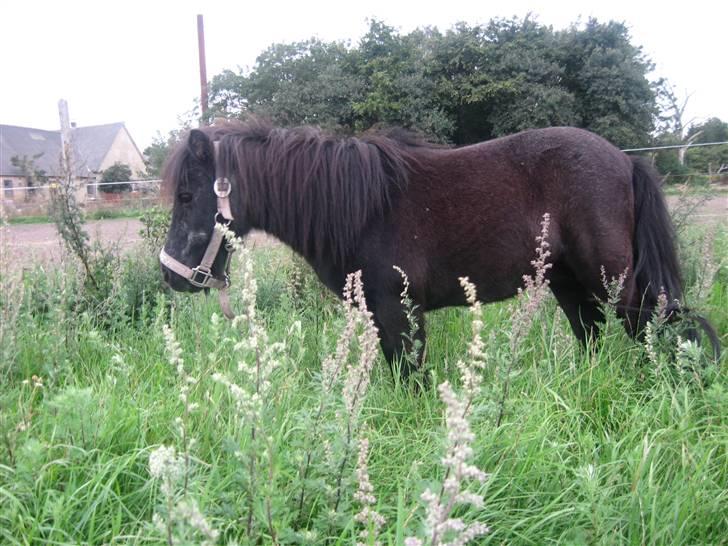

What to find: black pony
left=160, top=119, right=719, bottom=375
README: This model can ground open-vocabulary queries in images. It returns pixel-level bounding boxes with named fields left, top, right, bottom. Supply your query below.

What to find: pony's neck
left=238, top=144, right=339, bottom=265
left=240, top=159, right=349, bottom=293
left=222, top=123, right=412, bottom=267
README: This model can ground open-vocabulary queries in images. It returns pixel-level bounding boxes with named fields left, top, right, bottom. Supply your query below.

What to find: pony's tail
left=631, top=156, right=721, bottom=360
left=631, top=156, right=683, bottom=316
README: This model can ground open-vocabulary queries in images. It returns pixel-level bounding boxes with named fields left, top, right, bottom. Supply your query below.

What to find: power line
left=622, top=141, right=728, bottom=152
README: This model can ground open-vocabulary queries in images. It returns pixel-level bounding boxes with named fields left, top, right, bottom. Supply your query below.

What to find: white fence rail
left=2, top=178, right=164, bottom=218
left=6, top=179, right=161, bottom=193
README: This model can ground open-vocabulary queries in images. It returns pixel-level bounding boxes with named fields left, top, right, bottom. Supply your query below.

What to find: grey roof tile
left=0, top=122, right=127, bottom=177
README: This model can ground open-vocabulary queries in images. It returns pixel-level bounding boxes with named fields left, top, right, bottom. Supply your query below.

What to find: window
left=3, top=179, right=13, bottom=199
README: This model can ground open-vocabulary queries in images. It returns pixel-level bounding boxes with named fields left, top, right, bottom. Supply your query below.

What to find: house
left=0, top=122, right=146, bottom=204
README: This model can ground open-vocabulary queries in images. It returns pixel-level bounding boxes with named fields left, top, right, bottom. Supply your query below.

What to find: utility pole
left=197, top=14, right=209, bottom=124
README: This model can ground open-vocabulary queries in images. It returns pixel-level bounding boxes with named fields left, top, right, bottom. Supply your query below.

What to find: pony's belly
left=423, top=265, right=525, bottom=311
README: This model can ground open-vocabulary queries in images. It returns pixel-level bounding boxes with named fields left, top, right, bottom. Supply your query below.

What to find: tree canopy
left=208, top=17, right=658, bottom=148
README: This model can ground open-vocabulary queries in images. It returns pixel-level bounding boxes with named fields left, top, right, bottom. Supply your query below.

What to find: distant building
left=0, top=122, right=146, bottom=204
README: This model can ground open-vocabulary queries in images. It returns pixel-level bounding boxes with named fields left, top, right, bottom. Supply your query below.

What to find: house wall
left=99, top=128, right=146, bottom=177
left=1, top=175, right=89, bottom=216
left=2, top=176, right=27, bottom=202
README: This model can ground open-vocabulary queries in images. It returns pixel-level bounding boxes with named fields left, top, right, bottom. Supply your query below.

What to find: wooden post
left=197, top=14, right=209, bottom=124
left=58, top=99, right=73, bottom=175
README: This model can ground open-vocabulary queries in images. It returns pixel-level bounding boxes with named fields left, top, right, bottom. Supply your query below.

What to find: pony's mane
left=168, top=119, right=433, bottom=264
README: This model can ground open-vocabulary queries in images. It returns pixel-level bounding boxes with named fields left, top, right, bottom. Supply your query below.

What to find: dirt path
left=2, top=218, right=276, bottom=270
left=667, top=194, right=727, bottom=224
left=3, top=196, right=725, bottom=269
left=3, top=218, right=144, bottom=269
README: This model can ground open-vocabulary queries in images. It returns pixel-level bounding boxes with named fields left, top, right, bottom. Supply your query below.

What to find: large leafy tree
left=557, top=19, right=657, bottom=147
left=210, top=39, right=363, bottom=130
left=350, top=22, right=454, bottom=140
left=207, top=17, right=659, bottom=147
left=430, top=18, right=580, bottom=144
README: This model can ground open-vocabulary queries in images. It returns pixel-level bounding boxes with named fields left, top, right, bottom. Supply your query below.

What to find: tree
left=10, top=154, right=46, bottom=201
left=557, top=19, right=657, bottom=148
left=653, top=85, right=727, bottom=180
left=144, top=128, right=187, bottom=179
left=99, top=162, right=132, bottom=193
left=341, top=21, right=452, bottom=140
left=685, top=118, right=728, bottom=176
left=210, top=38, right=364, bottom=130
left=430, top=18, right=580, bottom=144
left=207, top=17, right=659, bottom=147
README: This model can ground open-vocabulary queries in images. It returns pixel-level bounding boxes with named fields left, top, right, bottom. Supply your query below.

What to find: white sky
left=1, top=0, right=726, bottom=151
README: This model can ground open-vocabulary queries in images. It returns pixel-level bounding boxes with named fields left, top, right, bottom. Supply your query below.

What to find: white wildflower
left=173, top=499, right=219, bottom=545
left=406, top=382, right=490, bottom=546
left=162, top=324, right=184, bottom=375
left=456, top=277, right=487, bottom=401
left=354, top=436, right=385, bottom=546
left=600, top=265, right=630, bottom=307
left=149, top=444, right=184, bottom=496
left=341, top=271, right=380, bottom=425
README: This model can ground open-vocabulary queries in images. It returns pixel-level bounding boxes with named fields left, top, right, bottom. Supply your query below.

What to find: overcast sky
left=2, top=0, right=726, bottom=151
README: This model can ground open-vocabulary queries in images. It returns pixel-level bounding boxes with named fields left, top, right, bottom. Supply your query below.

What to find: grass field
left=8, top=207, right=149, bottom=225
left=0, top=222, right=726, bottom=545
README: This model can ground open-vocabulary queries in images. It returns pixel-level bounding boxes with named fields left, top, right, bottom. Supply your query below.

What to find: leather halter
left=159, top=175, right=237, bottom=319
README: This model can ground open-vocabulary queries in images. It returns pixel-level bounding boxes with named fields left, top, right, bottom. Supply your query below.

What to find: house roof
left=0, top=122, right=129, bottom=177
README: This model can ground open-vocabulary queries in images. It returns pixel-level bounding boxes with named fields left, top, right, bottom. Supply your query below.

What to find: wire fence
left=2, top=179, right=163, bottom=219
left=621, top=141, right=728, bottom=153
left=6, top=179, right=162, bottom=193
left=2, top=140, right=727, bottom=219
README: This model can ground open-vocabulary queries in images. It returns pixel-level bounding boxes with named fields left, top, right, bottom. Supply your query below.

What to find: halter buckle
left=215, top=211, right=232, bottom=226
left=189, top=265, right=214, bottom=288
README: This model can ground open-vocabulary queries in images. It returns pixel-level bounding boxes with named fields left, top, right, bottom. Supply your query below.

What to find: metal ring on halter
left=214, top=177, right=231, bottom=197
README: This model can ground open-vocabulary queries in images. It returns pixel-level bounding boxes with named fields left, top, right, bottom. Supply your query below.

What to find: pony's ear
left=188, top=129, right=213, bottom=164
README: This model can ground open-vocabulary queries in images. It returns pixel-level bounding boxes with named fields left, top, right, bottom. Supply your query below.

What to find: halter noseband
left=159, top=168, right=237, bottom=319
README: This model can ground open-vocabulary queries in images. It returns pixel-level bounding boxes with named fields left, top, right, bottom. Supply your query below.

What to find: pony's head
left=159, top=129, right=236, bottom=292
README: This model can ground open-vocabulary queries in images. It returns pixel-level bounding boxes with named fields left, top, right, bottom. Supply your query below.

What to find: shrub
left=99, top=162, right=133, bottom=193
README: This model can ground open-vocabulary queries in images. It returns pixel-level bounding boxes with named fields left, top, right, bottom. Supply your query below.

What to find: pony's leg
left=550, top=284, right=604, bottom=344
left=549, top=266, right=604, bottom=344
left=372, top=300, right=426, bottom=381
left=562, top=257, right=642, bottom=342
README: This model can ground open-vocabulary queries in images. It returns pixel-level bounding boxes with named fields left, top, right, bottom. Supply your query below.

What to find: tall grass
left=0, top=223, right=725, bottom=544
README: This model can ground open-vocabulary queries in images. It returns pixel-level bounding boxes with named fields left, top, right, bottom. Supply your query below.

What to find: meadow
left=0, top=216, right=726, bottom=545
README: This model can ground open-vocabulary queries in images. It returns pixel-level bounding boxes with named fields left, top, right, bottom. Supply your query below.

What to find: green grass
left=0, top=227, right=726, bottom=545
left=8, top=208, right=150, bottom=225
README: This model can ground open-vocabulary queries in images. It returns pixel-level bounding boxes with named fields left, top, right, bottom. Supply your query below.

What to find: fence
left=2, top=179, right=162, bottom=218
left=2, top=141, right=727, bottom=219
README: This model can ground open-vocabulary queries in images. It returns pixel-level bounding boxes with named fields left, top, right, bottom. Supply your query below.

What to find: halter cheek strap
left=159, top=175, right=237, bottom=319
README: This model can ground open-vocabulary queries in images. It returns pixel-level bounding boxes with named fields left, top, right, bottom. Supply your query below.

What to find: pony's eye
left=178, top=192, right=193, bottom=204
